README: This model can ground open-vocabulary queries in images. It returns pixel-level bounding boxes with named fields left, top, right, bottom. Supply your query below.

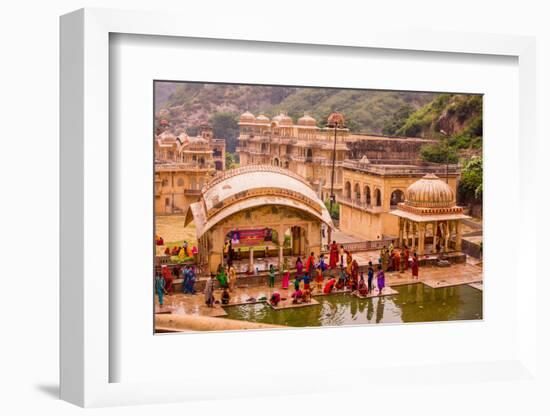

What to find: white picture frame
left=60, top=7, right=538, bottom=408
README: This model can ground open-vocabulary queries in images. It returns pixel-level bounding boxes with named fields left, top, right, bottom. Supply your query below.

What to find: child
left=268, top=264, right=276, bottom=287
left=367, top=262, right=374, bottom=294
left=315, top=266, right=324, bottom=292
left=155, top=272, right=165, bottom=306
left=221, top=287, right=230, bottom=305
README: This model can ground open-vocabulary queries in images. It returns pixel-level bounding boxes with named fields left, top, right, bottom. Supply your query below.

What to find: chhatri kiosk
left=185, top=165, right=334, bottom=275
left=390, top=173, right=470, bottom=256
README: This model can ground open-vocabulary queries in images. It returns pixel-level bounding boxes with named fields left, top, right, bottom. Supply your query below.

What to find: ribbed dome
left=298, top=114, right=317, bottom=126
left=275, top=113, right=293, bottom=126
left=239, top=111, right=256, bottom=123
left=256, top=114, right=270, bottom=124
left=405, top=174, right=455, bottom=208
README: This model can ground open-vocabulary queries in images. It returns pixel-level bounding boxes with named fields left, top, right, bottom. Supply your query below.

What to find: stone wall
left=347, top=138, right=432, bottom=161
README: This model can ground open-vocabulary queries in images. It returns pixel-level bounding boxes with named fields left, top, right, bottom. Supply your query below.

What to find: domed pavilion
left=185, top=165, right=334, bottom=274
left=390, top=173, right=469, bottom=255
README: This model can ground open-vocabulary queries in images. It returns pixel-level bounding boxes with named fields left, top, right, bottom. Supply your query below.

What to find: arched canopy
left=185, top=165, right=334, bottom=239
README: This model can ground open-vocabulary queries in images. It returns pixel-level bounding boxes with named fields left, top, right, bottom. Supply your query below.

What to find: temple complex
left=338, top=159, right=460, bottom=241
left=155, top=122, right=226, bottom=214
left=184, top=165, right=334, bottom=274
left=236, top=111, right=435, bottom=201
left=390, top=173, right=469, bottom=255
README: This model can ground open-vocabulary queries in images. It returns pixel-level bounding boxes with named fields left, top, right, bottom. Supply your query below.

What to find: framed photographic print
left=60, top=7, right=538, bottom=408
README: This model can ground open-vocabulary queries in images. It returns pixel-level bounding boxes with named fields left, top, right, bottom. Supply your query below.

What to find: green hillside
left=155, top=82, right=436, bottom=151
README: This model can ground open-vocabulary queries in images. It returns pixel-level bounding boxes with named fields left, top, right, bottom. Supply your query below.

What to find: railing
left=337, top=195, right=384, bottom=213
left=342, top=159, right=461, bottom=176
left=323, top=237, right=397, bottom=253
left=184, top=189, right=202, bottom=196
left=155, top=162, right=215, bottom=172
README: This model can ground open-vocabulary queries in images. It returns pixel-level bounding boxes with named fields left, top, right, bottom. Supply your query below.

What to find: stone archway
left=288, top=225, right=307, bottom=257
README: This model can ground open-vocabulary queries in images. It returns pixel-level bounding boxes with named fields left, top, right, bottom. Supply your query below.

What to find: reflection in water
left=223, top=283, right=483, bottom=327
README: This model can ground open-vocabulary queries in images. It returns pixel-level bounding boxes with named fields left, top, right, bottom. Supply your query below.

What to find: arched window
left=345, top=181, right=351, bottom=198
left=390, top=189, right=405, bottom=209
left=273, top=157, right=279, bottom=166
left=189, top=177, right=196, bottom=190
left=306, top=148, right=313, bottom=158
left=177, top=178, right=184, bottom=187
left=354, top=183, right=361, bottom=201
left=375, top=189, right=382, bottom=206
left=364, top=186, right=371, bottom=206
left=161, top=178, right=168, bottom=187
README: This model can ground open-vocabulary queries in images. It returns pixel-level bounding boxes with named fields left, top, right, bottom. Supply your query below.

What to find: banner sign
left=229, top=228, right=273, bottom=246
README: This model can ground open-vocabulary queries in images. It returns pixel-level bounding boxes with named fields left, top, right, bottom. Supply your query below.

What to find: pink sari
left=282, top=271, right=290, bottom=289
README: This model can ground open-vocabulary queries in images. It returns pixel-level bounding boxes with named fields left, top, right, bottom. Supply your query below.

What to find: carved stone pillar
left=411, top=222, right=416, bottom=253
left=418, top=223, right=426, bottom=255
left=398, top=218, right=404, bottom=248
left=456, top=220, right=463, bottom=252
left=432, top=221, right=438, bottom=254
left=444, top=220, right=450, bottom=252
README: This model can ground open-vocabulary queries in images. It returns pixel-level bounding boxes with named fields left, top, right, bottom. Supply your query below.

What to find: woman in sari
left=227, top=264, right=237, bottom=291
left=281, top=266, right=290, bottom=290
left=345, top=250, right=353, bottom=275
left=329, top=241, right=339, bottom=269
left=335, top=267, right=346, bottom=290
left=314, top=266, right=324, bottom=293
left=376, top=265, right=385, bottom=295
left=270, top=292, right=281, bottom=306
left=305, top=252, right=316, bottom=276
left=411, top=252, right=419, bottom=280
left=161, top=265, right=173, bottom=294
left=392, top=250, right=400, bottom=272
left=204, top=275, right=215, bottom=307
left=323, top=276, right=336, bottom=294
left=295, top=257, right=304, bottom=278
left=215, top=264, right=228, bottom=289
left=357, top=274, right=368, bottom=296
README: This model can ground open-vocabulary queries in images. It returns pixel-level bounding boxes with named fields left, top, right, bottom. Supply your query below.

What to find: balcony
left=337, top=195, right=384, bottom=214
left=155, top=162, right=215, bottom=172
left=184, top=189, right=202, bottom=196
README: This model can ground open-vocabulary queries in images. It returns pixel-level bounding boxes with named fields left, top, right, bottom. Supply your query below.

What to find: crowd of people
left=154, top=264, right=198, bottom=306
left=155, top=238, right=421, bottom=310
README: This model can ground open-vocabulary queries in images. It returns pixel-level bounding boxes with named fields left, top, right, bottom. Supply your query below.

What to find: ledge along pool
left=222, top=283, right=482, bottom=327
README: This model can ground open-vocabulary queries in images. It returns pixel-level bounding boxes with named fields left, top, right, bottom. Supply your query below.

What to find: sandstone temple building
left=338, top=158, right=460, bottom=241
left=236, top=111, right=436, bottom=201
left=235, top=110, right=465, bottom=244
left=185, top=165, right=334, bottom=274
left=155, top=122, right=226, bottom=215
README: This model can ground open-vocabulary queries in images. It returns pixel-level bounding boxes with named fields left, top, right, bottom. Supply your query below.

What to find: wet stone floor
left=155, top=262, right=483, bottom=328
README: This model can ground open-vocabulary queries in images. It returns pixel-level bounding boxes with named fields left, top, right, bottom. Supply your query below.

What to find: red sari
left=392, top=252, right=400, bottom=271
left=329, top=243, right=339, bottom=269
left=161, top=266, right=173, bottom=294
left=411, top=257, right=419, bottom=278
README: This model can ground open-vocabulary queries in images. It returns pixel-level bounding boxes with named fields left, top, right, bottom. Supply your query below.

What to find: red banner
left=229, top=229, right=272, bottom=247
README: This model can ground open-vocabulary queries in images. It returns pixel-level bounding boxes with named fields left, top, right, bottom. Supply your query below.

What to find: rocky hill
left=155, top=82, right=435, bottom=145
left=155, top=83, right=482, bottom=157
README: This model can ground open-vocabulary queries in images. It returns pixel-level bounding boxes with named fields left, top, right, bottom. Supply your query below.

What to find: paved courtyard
left=155, top=261, right=482, bottom=319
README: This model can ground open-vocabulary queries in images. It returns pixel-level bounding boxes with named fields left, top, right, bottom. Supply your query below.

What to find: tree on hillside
left=382, top=105, right=414, bottom=135
left=420, top=141, right=459, bottom=164
left=459, top=156, right=483, bottom=200
left=209, top=112, right=239, bottom=152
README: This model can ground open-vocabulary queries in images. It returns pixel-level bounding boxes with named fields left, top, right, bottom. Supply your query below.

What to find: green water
left=223, top=283, right=483, bottom=327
